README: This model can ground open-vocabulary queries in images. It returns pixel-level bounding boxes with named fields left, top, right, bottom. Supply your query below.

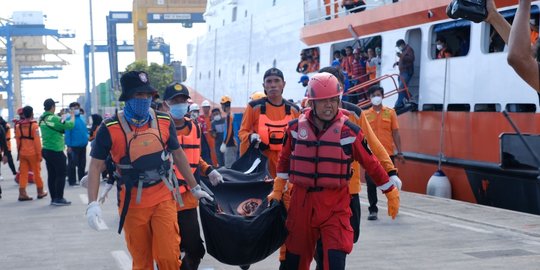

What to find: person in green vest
left=39, top=98, right=75, bottom=206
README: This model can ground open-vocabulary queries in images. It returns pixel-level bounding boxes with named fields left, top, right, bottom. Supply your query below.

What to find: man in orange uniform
left=0, top=117, right=17, bottom=176
left=364, top=85, right=404, bottom=220
left=268, top=73, right=400, bottom=270
left=15, top=106, right=48, bottom=201
left=199, top=100, right=218, bottom=166
left=163, top=82, right=223, bottom=270
left=85, top=71, right=211, bottom=270
left=239, top=68, right=301, bottom=178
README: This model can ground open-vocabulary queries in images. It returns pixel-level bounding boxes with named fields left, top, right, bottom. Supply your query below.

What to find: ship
left=185, top=0, right=540, bottom=215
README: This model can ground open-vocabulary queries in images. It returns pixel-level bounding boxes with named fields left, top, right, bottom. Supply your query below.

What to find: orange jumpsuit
left=15, top=121, right=44, bottom=190
left=198, top=114, right=218, bottom=166
left=94, top=111, right=181, bottom=270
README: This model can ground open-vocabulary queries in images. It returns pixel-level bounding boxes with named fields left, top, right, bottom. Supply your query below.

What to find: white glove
left=208, top=170, right=224, bottom=186
left=86, top=201, right=106, bottom=231
left=98, top=183, right=114, bottom=204
left=249, top=133, right=261, bottom=143
left=389, top=175, right=402, bottom=190
left=191, top=184, right=213, bottom=201
left=80, top=175, right=88, bottom=188
left=220, top=143, right=226, bottom=153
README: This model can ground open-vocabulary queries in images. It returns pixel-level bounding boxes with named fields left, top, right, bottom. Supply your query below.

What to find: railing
left=303, top=0, right=396, bottom=25
left=343, top=73, right=410, bottom=108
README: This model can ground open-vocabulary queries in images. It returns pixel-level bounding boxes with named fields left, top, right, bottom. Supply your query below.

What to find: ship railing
left=343, top=73, right=410, bottom=108
left=303, top=0, right=389, bottom=25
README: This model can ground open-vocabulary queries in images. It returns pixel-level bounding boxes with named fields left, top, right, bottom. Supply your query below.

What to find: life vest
left=289, top=110, right=353, bottom=189
left=17, top=121, right=36, bottom=154
left=111, top=109, right=181, bottom=233
left=366, top=62, right=377, bottom=80
left=174, top=118, right=201, bottom=194
left=258, top=103, right=293, bottom=152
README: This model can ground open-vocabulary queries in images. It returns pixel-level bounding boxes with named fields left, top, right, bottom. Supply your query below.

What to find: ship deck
left=1, top=164, right=539, bottom=270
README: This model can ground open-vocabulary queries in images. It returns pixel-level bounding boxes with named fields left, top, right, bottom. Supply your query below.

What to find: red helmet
left=306, top=72, right=342, bottom=101
left=16, top=107, right=23, bottom=115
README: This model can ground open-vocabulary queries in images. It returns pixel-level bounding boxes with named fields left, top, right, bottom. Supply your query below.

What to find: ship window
left=256, top=62, right=260, bottom=73
left=208, top=71, right=211, bottom=79
left=222, top=19, right=225, bottom=26
left=422, top=104, right=443, bottom=111
left=505, top=103, right=537, bottom=113
left=296, top=47, right=320, bottom=74
left=245, top=10, right=248, bottom=17
left=474, top=103, right=501, bottom=112
left=431, top=20, right=471, bottom=59
left=273, top=59, right=277, bottom=68
left=218, top=69, right=221, bottom=78
left=232, top=7, right=237, bottom=22
left=447, top=104, right=470, bottom=112
left=199, top=72, right=202, bottom=80
left=208, top=25, right=211, bottom=32
left=484, top=7, right=539, bottom=53
left=242, top=65, right=245, bottom=75
left=273, top=0, right=276, bottom=7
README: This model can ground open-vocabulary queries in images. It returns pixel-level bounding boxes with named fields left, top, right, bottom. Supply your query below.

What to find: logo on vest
left=333, top=128, right=339, bottom=134
left=298, top=128, right=308, bottom=139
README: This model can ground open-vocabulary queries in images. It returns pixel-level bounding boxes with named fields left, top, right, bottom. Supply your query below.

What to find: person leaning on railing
left=485, top=0, right=540, bottom=92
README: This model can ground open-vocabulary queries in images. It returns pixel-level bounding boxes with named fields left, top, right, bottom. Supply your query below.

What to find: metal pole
left=88, top=0, right=96, bottom=117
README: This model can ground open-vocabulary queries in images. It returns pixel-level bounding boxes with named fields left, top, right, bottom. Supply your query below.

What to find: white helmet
left=189, top=103, right=200, bottom=112
left=201, top=100, right=211, bottom=107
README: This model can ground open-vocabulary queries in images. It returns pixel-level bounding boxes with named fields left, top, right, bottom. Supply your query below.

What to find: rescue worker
left=239, top=68, right=301, bottom=267
left=15, top=106, right=48, bottom=201
left=436, top=37, right=453, bottom=59
left=0, top=125, right=9, bottom=198
left=363, top=85, right=404, bottom=220
left=268, top=73, right=400, bottom=270
left=199, top=100, right=218, bottom=166
left=85, top=71, right=212, bottom=270
left=189, top=103, right=200, bottom=122
left=220, top=95, right=237, bottom=168
left=163, top=82, right=224, bottom=270
left=239, top=68, right=301, bottom=178
left=0, top=117, right=17, bottom=176
left=40, top=98, right=75, bottom=206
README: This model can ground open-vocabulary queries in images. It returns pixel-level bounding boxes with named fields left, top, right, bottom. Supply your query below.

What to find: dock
left=1, top=164, right=539, bottom=270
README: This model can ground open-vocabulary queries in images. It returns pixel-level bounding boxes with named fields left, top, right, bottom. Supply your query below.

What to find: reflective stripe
left=116, top=164, right=133, bottom=169
left=340, top=136, right=356, bottom=145
left=377, top=181, right=393, bottom=191
left=106, top=121, right=119, bottom=127
left=156, top=115, right=170, bottom=120
left=277, top=173, right=289, bottom=180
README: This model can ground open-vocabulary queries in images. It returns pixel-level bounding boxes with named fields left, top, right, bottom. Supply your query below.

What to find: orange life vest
left=258, top=103, right=293, bottom=152
left=289, top=110, right=353, bottom=189
left=16, top=121, right=37, bottom=154
left=174, top=119, right=201, bottom=194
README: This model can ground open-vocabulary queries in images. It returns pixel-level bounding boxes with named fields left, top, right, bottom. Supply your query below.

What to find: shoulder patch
left=344, top=120, right=361, bottom=134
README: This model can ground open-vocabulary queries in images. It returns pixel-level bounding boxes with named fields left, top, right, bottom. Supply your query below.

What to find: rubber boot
left=18, top=188, right=33, bottom=201
left=37, top=187, right=48, bottom=199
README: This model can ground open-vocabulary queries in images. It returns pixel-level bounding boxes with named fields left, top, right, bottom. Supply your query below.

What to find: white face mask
left=191, top=112, right=199, bottom=119
left=213, top=115, right=221, bottom=121
left=436, top=44, right=443, bottom=50
left=371, top=96, right=383, bottom=106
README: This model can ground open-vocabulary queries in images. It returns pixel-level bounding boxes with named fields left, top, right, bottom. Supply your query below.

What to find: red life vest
left=289, top=110, right=353, bottom=189
left=174, top=119, right=201, bottom=193
left=258, top=103, right=293, bottom=151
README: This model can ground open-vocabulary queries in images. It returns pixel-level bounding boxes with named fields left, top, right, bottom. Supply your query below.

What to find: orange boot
left=18, top=188, right=33, bottom=201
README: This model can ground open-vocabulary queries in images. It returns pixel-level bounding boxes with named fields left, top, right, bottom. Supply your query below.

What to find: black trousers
left=67, top=146, right=86, bottom=185
left=366, top=155, right=396, bottom=213
left=43, top=149, right=67, bottom=200
left=177, top=208, right=206, bottom=260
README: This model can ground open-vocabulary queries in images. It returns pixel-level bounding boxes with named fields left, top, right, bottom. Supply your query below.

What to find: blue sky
left=1, top=0, right=205, bottom=114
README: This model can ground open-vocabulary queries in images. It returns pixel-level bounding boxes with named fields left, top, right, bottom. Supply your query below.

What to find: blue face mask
left=124, top=97, right=152, bottom=127
left=74, top=109, right=80, bottom=116
left=169, top=103, right=189, bottom=119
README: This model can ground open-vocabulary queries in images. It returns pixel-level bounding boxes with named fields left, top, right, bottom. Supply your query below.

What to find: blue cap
left=298, top=75, right=309, bottom=83
left=332, top=59, right=341, bottom=67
